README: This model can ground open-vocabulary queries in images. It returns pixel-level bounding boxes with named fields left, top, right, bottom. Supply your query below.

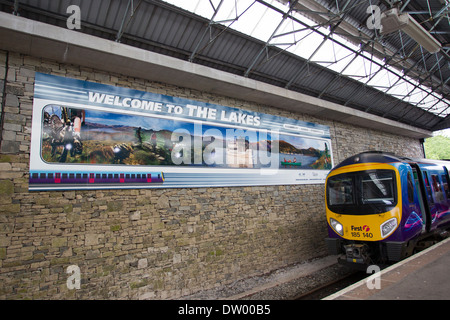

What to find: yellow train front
left=325, top=151, right=450, bottom=267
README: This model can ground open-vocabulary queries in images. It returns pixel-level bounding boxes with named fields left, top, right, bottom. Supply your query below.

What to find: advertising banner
left=29, top=73, right=333, bottom=190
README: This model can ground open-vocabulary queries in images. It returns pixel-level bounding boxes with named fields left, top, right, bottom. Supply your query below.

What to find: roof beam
left=115, top=0, right=143, bottom=42
left=244, top=0, right=299, bottom=77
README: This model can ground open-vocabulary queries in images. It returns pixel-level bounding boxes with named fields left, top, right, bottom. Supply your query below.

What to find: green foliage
left=424, top=135, right=450, bottom=160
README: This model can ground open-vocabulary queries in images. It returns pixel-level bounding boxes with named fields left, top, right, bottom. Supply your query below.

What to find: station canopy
left=1, top=0, right=450, bottom=132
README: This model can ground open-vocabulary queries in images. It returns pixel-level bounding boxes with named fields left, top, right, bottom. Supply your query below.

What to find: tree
left=424, top=135, right=450, bottom=160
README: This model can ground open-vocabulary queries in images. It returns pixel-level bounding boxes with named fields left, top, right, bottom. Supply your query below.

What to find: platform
left=324, top=237, right=450, bottom=300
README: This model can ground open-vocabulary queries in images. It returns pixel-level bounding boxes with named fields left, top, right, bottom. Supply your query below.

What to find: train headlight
left=380, top=218, right=397, bottom=238
left=330, top=218, right=344, bottom=236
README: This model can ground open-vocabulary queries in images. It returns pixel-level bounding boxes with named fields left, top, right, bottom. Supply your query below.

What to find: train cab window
left=407, top=172, right=414, bottom=203
left=327, top=169, right=397, bottom=215
left=327, top=176, right=354, bottom=205
left=361, top=171, right=395, bottom=205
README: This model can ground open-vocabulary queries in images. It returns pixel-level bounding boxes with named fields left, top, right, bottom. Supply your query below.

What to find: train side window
left=407, top=172, right=414, bottom=203
left=423, top=172, right=434, bottom=204
left=431, top=174, right=444, bottom=202
left=441, top=175, right=450, bottom=199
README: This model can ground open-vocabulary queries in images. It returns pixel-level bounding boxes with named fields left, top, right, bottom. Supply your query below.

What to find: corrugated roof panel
left=203, top=31, right=233, bottom=61
left=171, top=17, right=199, bottom=50
left=100, top=0, right=122, bottom=30
left=90, top=0, right=111, bottom=26
left=217, top=35, right=246, bottom=64
left=126, top=4, right=153, bottom=38
left=84, top=0, right=103, bottom=24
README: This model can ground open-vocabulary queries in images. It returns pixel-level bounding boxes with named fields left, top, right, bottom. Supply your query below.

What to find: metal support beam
left=188, top=0, right=226, bottom=62
left=189, top=0, right=256, bottom=63
left=318, top=39, right=374, bottom=99
left=13, top=0, right=19, bottom=15
left=116, top=0, right=143, bottom=43
left=244, top=0, right=299, bottom=77
left=285, top=20, right=344, bottom=89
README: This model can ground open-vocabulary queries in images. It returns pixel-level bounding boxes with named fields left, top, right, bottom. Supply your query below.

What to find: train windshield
left=327, top=169, right=397, bottom=215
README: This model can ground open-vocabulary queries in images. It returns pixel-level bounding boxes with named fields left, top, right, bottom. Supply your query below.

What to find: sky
left=434, top=128, right=450, bottom=137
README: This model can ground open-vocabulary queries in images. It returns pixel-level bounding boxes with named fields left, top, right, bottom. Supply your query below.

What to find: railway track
left=295, top=233, right=450, bottom=300
left=293, top=271, right=368, bottom=300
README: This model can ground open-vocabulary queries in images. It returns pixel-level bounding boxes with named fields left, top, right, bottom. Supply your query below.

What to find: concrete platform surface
left=324, top=237, right=450, bottom=300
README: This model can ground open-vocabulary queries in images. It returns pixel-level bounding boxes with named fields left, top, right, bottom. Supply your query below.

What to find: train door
left=441, top=168, right=450, bottom=223
left=411, top=166, right=429, bottom=232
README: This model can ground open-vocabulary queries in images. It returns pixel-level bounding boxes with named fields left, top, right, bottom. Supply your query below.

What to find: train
left=325, top=151, right=450, bottom=267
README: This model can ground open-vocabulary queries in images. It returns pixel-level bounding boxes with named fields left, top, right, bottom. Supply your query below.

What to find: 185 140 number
left=351, top=232, right=373, bottom=238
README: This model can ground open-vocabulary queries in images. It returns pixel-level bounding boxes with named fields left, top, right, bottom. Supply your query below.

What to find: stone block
left=85, top=234, right=99, bottom=246
left=1, top=141, right=20, bottom=153
left=2, top=131, right=16, bottom=141
left=6, top=68, right=15, bottom=82
left=138, top=258, right=148, bottom=269
left=5, top=94, right=19, bottom=107
left=51, top=237, right=67, bottom=248
left=0, top=203, right=20, bottom=213
left=3, top=123, right=21, bottom=132
left=0, top=248, right=6, bottom=259
left=19, top=68, right=35, bottom=78
left=86, top=249, right=100, bottom=260
left=130, top=211, right=141, bottom=221
left=4, top=113, right=27, bottom=125
left=0, top=162, right=12, bottom=171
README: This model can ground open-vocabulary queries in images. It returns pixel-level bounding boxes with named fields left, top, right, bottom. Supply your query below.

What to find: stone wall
left=0, top=50, right=424, bottom=299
